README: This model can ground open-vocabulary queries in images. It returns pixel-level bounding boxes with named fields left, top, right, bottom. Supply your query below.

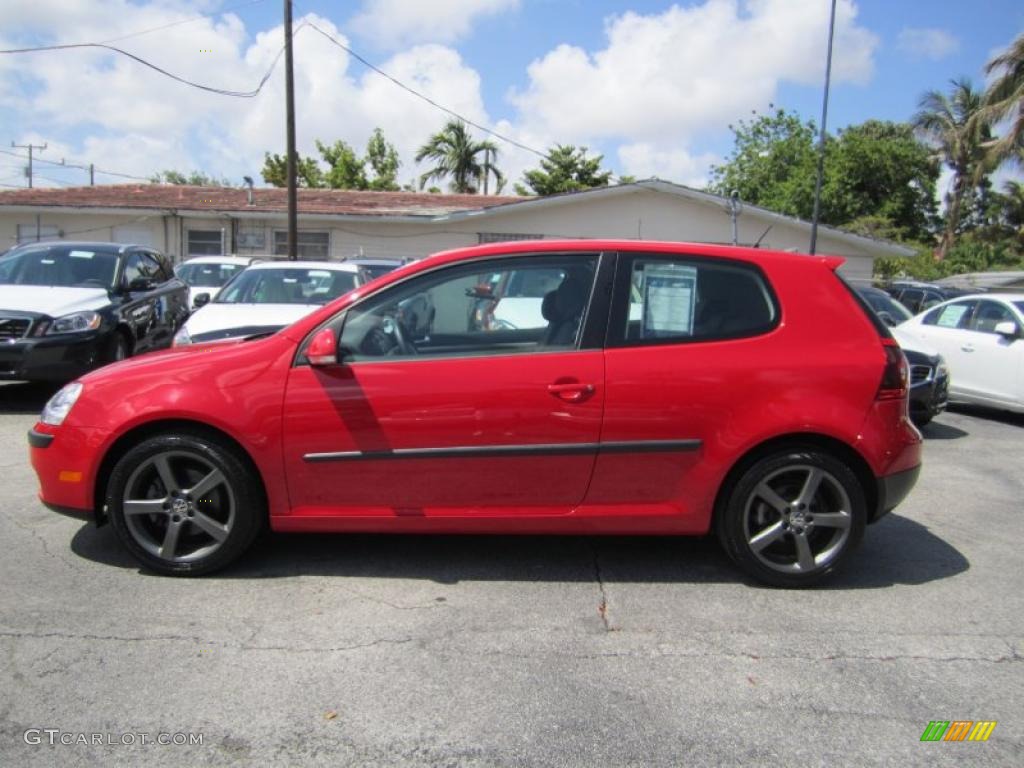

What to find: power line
left=0, top=23, right=306, bottom=99
left=308, top=23, right=547, bottom=160
left=97, top=0, right=268, bottom=45
left=0, top=148, right=150, bottom=183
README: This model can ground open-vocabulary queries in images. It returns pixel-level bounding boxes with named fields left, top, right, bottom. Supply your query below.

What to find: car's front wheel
left=106, top=432, right=265, bottom=576
left=717, top=448, right=867, bottom=587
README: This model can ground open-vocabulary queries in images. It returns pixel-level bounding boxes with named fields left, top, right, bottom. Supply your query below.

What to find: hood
left=0, top=285, right=110, bottom=316
left=182, top=302, right=321, bottom=337
left=892, top=327, right=940, bottom=358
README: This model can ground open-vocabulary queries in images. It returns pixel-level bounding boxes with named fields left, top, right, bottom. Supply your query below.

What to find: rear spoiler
left=819, top=255, right=846, bottom=271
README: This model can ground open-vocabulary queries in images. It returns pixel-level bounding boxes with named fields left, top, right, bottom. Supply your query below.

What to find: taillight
left=877, top=338, right=909, bottom=400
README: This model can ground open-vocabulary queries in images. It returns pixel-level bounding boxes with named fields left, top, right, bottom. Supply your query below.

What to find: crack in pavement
left=591, top=543, right=612, bottom=632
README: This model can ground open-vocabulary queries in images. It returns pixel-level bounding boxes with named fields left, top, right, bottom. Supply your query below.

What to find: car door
left=588, top=252, right=779, bottom=526
left=958, top=299, right=1023, bottom=405
left=281, top=251, right=610, bottom=516
left=146, top=250, right=190, bottom=342
left=908, top=300, right=979, bottom=397
left=116, top=251, right=161, bottom=353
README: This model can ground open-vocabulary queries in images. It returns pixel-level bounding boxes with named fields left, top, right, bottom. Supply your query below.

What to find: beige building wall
left=0, top=187, right=887, bottom=278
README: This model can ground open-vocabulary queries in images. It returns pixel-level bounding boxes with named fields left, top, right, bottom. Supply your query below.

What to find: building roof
left=0, top=179, right=913, bottom=257
left=0, top=184, right=519, bottom=218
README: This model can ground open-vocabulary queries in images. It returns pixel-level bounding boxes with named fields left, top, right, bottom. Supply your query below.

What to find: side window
left=121, top=253, right=144, bottom=288
left=619, top=257, right=776, bottom=343
left=141, top=253, right=163, bottom=281
left=969, top=300, right=1018, bottom=334
left=338, top=255, right=598, bottom=361
left=922, top=301, right=977, bottom=329
left=898, top=289, right=924, bottom=313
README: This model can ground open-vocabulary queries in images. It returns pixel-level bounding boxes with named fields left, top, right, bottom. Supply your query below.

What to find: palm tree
left=982, top=33, right=1024, bottom=169
left=912, top=78, right=992, bottom=259
left=415, top=120, right=504, bottom=194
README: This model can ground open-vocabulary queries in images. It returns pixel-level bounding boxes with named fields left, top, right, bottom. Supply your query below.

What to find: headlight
left=40, top=382, right=83, bottom=426
left=173, top=326, right=192, bottom=346
left=46, top=311, right=102, bottom=335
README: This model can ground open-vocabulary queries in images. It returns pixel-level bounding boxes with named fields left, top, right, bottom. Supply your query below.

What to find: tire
left=105, top=432, right=266, bottom=576
left=108, top=331, right=131, bottom=363
left=716, top=449, right=867, bottom=588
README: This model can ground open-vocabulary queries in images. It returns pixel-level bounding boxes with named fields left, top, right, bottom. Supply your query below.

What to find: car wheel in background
left=106, top=432, right=266, bottom=576
left=717, top=449, right=867, bottom=588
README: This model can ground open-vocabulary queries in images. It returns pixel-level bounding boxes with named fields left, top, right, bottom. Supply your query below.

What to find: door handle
left=961, top=345, right=974, bottom=352
left=547, top=382, right=595, bottom=402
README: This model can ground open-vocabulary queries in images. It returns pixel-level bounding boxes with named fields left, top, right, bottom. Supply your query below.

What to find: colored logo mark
left=920, top=720, right=997, bottom=742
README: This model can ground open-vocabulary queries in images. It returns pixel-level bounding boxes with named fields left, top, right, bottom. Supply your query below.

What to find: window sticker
left=937, top=305, right=969, bottom=328
left=69, top=251, right=95, bottom=259
left=642, top=264, right=697, bottom=336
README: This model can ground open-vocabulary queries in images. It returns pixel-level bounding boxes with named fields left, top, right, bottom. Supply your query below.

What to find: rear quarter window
left=613, top=255, right=778, bottom=345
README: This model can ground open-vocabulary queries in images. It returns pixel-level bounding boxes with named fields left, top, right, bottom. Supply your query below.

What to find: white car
left=173, top=261, right=363, bottom=346
left=175, top=255, right=257, bottom=309
left=897, top=293, right=1024, bottom=413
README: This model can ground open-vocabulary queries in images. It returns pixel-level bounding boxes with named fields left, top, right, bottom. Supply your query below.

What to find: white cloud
left=617, top=144, right=719, bottom=188
left=897, top=27, right=960, bottom=61
left=350, top=0, right=520, bottom=49
left=510, top=0, right=877, bottom=146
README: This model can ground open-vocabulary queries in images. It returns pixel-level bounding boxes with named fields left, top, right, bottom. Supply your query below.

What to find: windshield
left=177, top=262, right=247, bottom=288
left=1014, top=301, right=1024, bottom=317
left=215, top=267, right=358, bottom=305
left=0, top=245, right=119, bottom=289
left=858, top=288, right=913, bottom=323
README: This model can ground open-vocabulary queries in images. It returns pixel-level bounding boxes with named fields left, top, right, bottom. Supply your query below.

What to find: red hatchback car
left=28, top=240, right=921, bottom=586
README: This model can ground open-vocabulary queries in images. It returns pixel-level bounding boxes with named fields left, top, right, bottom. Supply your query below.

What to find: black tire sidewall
left=106, top=433, right=265, bottom=576
left=717, top=449, right=867, bottom=588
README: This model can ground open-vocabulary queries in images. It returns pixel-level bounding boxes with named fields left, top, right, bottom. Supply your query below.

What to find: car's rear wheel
left=106, top=432, right=265, bottom=576
left=717, top=449, right=866, bottom=587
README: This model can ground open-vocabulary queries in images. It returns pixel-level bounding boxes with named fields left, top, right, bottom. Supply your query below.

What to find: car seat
left=541, top=276, right=587, bottom=346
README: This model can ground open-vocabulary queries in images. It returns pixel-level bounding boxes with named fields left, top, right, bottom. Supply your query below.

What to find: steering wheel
left=381, top=315, right=417, bottom=356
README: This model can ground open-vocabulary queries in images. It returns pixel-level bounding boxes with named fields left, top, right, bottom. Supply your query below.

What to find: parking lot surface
left=1, top=380, right=1022, bottom=767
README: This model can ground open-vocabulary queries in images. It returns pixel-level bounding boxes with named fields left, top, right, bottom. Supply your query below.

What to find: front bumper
left=29, top=423, right=107, bottom=522
left=0, top=331, right=109, bottom=382
left=909, top=369, right=949, bottom=420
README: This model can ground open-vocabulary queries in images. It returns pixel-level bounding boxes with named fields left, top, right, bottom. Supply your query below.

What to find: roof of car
left=944, top=292, right=1024, bottom=302
left=9, top=240, right=141, bottom=253
left=245, top=259, right=360, bottom=273
left=180, top=255, right=257, bottom=266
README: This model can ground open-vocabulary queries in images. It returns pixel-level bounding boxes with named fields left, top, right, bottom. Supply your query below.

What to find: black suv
left=0, top=242, right=189, bottom=382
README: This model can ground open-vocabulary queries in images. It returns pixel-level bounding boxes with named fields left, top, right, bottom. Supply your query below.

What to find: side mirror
left=193, top=292, right=211, bottom=309
left=994, top=321, right=1019, bottom=339
left=307, top=327, right=339, bottom=366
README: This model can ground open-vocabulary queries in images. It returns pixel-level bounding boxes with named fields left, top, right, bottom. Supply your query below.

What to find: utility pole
left=89, top=164, right=95, bottom=186
left=284, top=0, right=298, bottom=261
left=809, top=0, right=837, bottom=255
left=11, top=141, right=47, bottom=188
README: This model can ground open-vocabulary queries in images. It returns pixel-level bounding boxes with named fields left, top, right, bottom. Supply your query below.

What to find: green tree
left=261, top=152, right=324, bottom=188
left=912, top=78, right=992, bottom=258
left=316, top=139, right=368, bottom=190
left=415, top=120, right=503, bottom=194
left=982, top=32, right=1024, bottom=169
left=151, top=169, right=231, bottom=186
left=515, top=145, right=613, bottom=196
left=365, top=128, right=401, bottom=191
left=708, top=108, right=819, bottom=219
left=709, top=109, right=938, bottom=242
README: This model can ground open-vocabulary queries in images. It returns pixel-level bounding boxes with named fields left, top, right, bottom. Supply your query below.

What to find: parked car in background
left=883, top=280, right=970, bottom=315
left=172, top=260, right=363, bottom=346
left=853, top=285, right=949, bottom=426
left=31, top=240, right=921, bottom=587
left=346, top=258, right=408, bottom=282
left=897, top=293, right=1024, bottom=414
left=175, top=255, right=257, bottom=309
left=0, top=241, right=189, bottom=382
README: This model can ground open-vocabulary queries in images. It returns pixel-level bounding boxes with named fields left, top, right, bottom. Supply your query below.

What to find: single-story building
left=0, top=179, right=912, bottom=277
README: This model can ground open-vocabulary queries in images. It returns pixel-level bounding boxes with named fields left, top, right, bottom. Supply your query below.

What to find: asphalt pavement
left=0, top=380, right=1022, bottom=767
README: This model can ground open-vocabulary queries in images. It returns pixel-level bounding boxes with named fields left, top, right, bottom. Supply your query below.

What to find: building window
left=17, top=224, right=60, bottom=244
left=273, top=231, right=330, bottom=260
left=478, top=232, right=543, bottom=244
left=187, top=229, right=223, bottom=256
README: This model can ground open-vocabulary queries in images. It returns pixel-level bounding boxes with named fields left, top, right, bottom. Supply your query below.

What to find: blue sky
left=0, top=1, right=1021, bottom=192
